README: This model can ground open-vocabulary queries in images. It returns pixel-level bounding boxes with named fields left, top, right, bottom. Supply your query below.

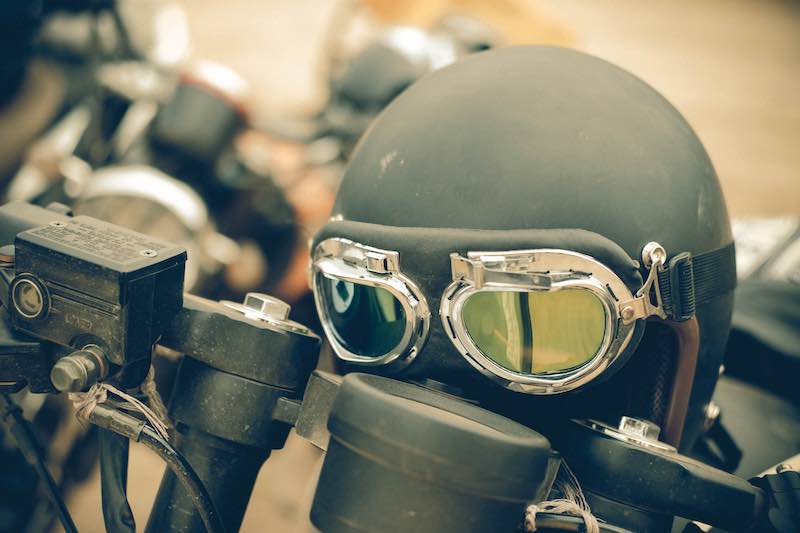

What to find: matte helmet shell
left=323, top=46, right=734, bottom=450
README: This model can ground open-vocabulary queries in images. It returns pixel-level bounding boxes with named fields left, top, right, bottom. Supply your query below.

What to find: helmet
left=310, top=46, right=735, bottom=451
left=322, top=21, right=498, bottom=156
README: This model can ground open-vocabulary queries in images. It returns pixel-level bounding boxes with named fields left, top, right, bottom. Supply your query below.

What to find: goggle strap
left=657, top=242, right=736, bottom=321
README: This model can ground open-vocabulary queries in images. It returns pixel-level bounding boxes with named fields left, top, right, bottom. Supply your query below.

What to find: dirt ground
left=61, top=1, right=799, bottom=532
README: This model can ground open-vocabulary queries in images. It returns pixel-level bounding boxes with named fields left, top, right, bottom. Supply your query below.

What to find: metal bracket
left=274, top=370, right=342, bottom=451
left=618, top=242, right=668, bottom=324
left=337, top=242, right=400, bottom=274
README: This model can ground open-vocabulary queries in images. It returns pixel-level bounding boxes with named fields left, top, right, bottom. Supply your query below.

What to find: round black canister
left=311, top=373, right=556, bottom=533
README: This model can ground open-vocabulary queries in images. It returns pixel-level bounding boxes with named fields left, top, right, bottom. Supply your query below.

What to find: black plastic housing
left=311, top=373, right=557, bottom=533
left=9, top=213, right=185, bottom=384
left=559, top=420, right=765, bottom=532
left=146, top=295, right=320, bottom=533
left=0, top=311, right=53, bottom=392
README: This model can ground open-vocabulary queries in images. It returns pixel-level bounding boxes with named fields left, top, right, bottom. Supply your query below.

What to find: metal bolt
left=777, top=463, right=794, bottom=474
left=140, top=249, right=158, bottom=258
left=243, top=293, right=291, bottom=321
left=641, top=242, right=667, bottom=268
left=618, top=416, right=661, bottom=442
left=620, top=306, right=635, bottom=322
left=50, top=346, right=108, bottom=392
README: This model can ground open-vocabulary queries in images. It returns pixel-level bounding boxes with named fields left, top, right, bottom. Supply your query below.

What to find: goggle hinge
left=341, top=248, right=399, bottom=274
left=451, top=253, right=558, bottom=289
left=619, top=242, right=668, bottom=324
left=450, top=254, right=484, bottom=287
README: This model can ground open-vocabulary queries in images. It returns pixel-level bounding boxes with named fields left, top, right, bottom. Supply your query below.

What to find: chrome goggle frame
left=310, top=238, right=431, bottom=368
left=439, top=248, right=664, bottom=394
left=312, top=236, right=668, bottom=394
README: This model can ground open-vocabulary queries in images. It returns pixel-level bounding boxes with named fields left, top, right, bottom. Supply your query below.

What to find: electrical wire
left=138, top=425, right=227, bottom=533
left=83, top=397, right=227, bottom=533
left=534, top=513, right=634, bottom=532
left=0, top=393, right=78, bottom=533
left=98, top=429, right=136, bottom=533
left=85, top=403, right=226, bottom=533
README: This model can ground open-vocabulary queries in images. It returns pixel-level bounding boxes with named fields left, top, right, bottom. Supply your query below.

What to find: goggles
left=311, top=222, right=736, bottom=395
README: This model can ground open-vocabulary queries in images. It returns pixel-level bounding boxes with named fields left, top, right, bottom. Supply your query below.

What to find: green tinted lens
left=320, top=274, right=407, bottom=357
left=462, top=289, right=607, bottom=375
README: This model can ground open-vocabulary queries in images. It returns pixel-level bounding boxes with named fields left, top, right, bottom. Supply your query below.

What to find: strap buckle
left=662, top=252, right=695, bottom=321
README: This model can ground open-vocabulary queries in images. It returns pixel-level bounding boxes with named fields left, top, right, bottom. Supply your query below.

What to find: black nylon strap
left=657, top=242, right=736, bottom=321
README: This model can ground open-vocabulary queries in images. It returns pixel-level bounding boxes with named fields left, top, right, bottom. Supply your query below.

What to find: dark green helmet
left=311, top=46, right=735, bottom=451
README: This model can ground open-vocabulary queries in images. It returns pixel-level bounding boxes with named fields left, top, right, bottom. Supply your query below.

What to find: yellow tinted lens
left=462, top=289, right=607, bottom=375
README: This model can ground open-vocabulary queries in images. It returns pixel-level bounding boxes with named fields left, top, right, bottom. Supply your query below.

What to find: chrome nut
left=243, top=293, right=291, bottom=321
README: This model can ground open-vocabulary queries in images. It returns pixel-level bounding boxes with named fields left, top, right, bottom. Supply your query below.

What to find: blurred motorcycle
left=3, top=3, right=299, bottom=300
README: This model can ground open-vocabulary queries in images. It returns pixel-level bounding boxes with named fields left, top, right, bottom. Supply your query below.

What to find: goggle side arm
left=619, top=242, right=669, bottom=324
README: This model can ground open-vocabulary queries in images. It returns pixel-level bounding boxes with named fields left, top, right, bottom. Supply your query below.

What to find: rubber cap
left=311, top=373, right=555, bottom=533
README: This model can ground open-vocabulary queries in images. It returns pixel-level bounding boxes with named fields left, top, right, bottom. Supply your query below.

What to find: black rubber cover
left=146, top=425, right=268, bottom=533
left=98, top=429, right=136, bottom=533
left=159, top=294, right=320, bottom=391
left=558, top=420, right=765, bottom=532
left=311, top=373, right=555, bottom=533
left=169, top=356, right=294, bottom=449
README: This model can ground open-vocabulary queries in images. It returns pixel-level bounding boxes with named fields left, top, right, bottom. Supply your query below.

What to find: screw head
left=243, top=293, right=291, bottom=321
left=140, top=249, right=158, bottom=258
left=777, top=463, right=794, bottom=474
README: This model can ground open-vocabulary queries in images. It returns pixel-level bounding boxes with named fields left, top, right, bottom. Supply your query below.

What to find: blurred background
left=0, top=0, right=797, bottom=532
left=179, top=0, right=800, bottom=216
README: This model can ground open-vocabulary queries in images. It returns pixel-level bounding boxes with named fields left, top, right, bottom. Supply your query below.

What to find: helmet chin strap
left=659, top=317, right=700, bottom=447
